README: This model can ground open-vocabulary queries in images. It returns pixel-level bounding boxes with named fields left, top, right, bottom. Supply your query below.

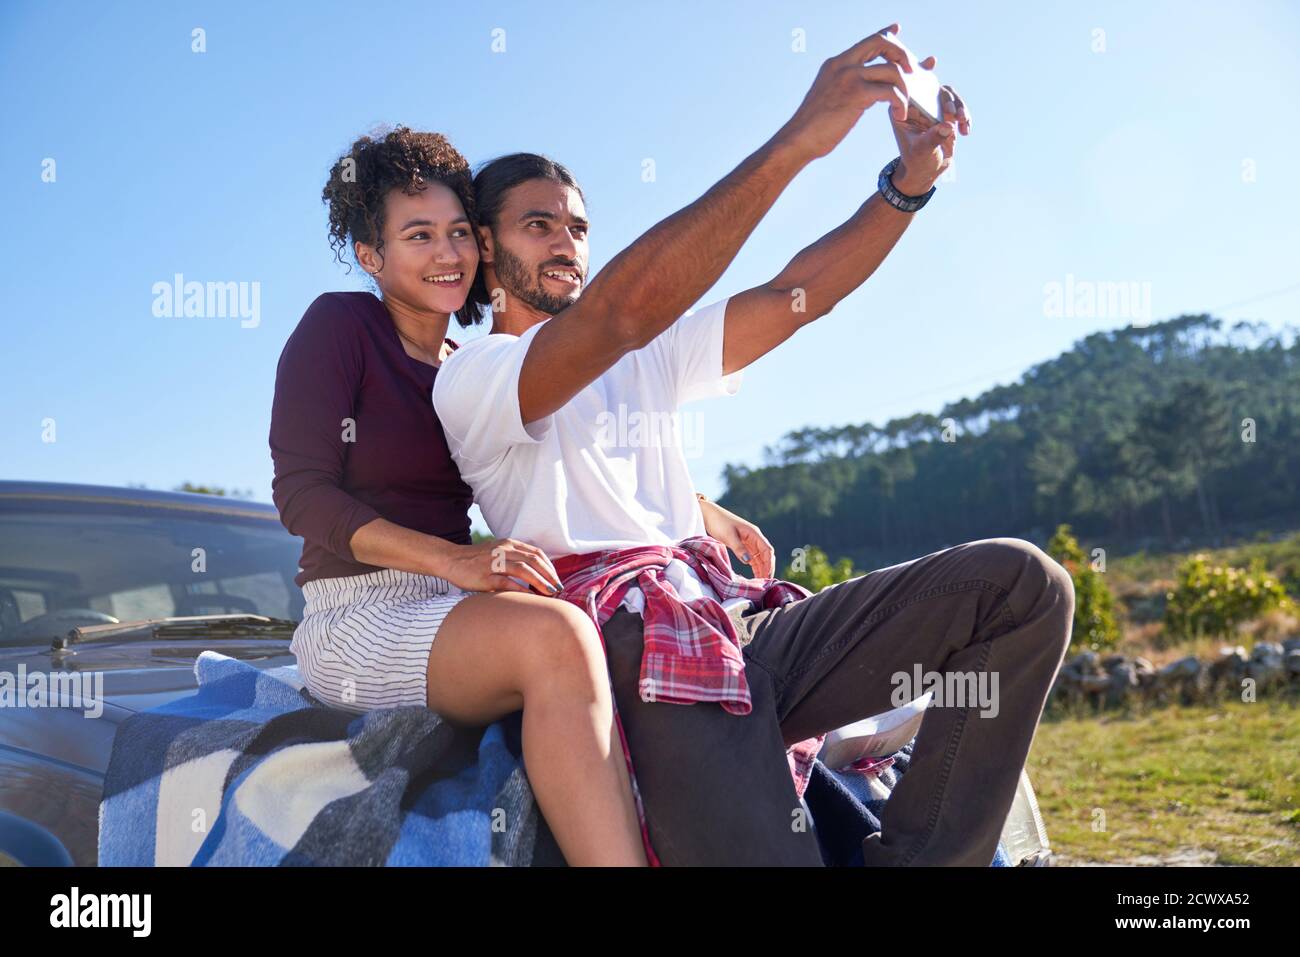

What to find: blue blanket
left=99, top=650, right=547, bottom=866
left=99, top=650, right=1007, bottom=866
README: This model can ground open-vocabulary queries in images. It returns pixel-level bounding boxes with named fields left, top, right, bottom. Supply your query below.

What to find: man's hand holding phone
left=882, top=29, right=972, bottom=196
left=771, top=22, right=971, bottom=196
left=774, top=22, right=917, bottom=163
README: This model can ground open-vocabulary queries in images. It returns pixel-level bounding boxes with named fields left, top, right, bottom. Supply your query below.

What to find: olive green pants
left=599, top=537, right=1074, bottom=865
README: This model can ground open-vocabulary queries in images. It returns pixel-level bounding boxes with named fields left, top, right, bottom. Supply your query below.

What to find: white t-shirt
left=432, top=297, right=746, bottom=616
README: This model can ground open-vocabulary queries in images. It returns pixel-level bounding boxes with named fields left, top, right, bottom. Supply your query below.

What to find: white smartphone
left=904, top=64, right=944, bottom=127
left=883, top=32, right=944, bottom=128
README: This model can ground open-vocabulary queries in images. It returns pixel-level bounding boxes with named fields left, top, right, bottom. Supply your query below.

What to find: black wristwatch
left=878, top=157, right=936, bottom=213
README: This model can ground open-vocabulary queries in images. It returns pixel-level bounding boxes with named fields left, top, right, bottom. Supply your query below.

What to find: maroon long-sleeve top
left=269, top=291, right=473, bottom=587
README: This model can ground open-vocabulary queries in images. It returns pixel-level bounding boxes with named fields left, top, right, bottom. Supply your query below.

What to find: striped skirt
left=291, top=567, right=471, bottom=713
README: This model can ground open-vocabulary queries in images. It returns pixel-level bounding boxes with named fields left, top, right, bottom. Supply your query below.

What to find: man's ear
left=354, top=239, right=381, bottom=277
left=476, top=225, right=495, bottom=265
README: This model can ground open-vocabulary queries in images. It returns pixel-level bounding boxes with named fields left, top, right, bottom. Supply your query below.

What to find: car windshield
left=0, top=497, right=305, bottom=646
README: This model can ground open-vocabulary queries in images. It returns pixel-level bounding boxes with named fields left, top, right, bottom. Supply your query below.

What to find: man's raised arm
left=518, top=25, right=917, bottom=425
left=720, top=70, right=971, bottom=375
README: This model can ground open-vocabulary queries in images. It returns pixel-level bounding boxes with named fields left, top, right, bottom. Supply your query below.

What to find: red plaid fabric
left=553, top=535, right=828, bottom=866
left=847, top=755, right=896, bottom=776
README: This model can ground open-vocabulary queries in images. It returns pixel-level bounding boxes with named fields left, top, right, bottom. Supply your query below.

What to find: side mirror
left=0, top=810, right=75, bottom=866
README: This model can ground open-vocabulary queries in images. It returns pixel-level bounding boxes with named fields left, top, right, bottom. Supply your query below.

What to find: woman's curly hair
left=322, top=125, right=486, bottom=326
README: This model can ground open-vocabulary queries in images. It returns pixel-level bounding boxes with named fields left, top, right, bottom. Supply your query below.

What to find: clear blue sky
left=3, top=0, right=1298, bottom=534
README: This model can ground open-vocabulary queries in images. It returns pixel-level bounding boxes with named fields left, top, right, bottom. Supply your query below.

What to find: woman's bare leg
left=424, top=591, right=647, bottom=866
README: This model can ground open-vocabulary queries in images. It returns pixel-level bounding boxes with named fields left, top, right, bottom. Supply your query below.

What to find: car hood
left=0, top=639, right=298, bottom=776
left=1, top=637, right=297, bottom=714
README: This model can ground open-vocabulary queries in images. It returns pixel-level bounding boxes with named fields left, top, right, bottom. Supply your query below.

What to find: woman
left=269, top=126, right=773, bottom=867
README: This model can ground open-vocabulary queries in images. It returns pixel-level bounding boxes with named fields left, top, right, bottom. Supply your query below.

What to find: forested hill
left=717, top=314, right=1300, bottom=570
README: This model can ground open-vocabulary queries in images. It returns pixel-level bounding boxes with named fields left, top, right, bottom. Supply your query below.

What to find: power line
left=1203, top=281, right=1300, bottom=315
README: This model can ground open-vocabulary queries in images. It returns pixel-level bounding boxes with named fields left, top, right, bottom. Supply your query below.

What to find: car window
left=0, top=501, right=305, bottom=645
left=11, top=590, right=47, bottom=621
left=97, top=584, right=176, bottom=621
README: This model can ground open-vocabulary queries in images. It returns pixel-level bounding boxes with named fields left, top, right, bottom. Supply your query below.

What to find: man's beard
left=493, top=242, right=581, bottom=317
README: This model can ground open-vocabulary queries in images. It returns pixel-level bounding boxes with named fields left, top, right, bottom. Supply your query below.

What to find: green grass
left=1028, top=695, right=1300, bottom=865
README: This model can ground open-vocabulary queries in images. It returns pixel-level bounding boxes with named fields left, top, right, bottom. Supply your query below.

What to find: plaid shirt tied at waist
left=552, top=536, right=829, bottom=865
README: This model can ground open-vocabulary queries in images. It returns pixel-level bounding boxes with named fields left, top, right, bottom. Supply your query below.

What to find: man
left=434, top=26, right=1074, bottom=866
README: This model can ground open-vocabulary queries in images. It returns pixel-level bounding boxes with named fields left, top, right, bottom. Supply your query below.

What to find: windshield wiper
left=52, top=614, right=299, bottom=649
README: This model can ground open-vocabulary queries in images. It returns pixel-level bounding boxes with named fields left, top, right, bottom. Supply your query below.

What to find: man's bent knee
left=967, top=538, right=1074, bottom=635
left=968, top=538, right=1064, bottom=593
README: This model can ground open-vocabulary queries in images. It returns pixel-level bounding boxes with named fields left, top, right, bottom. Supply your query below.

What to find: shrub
left=1164, top=553, right=1293, bottom=641
left=1048, top=524, right=1121, bottom=652
left=781, top=545, right=860, bottom=592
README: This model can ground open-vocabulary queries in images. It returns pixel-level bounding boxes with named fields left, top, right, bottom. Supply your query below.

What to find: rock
left=1154, top=656, right=1203, bottom=705
left=1210, top=647, right=1248, bottom=683
left=1158, top=656, right=1201, bottom=680
left=1251, top=641, right=1285, bottom=665
left=1054, top=640, right=1297, bottom=711
left=1246, top=642, right=1285, bottom=688
left=1286, top=650, right=1300, bottom=676
left=1080, top=673, right=1111, bottom=694
left=1068, top=650, right=1101, bottom=674
left=1245, top=658, right=1285, bottom=690
left=1105, top=662, right=1139, bottom=707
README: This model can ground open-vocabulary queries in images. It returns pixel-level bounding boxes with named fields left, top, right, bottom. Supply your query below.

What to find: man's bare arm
left=517, top=25, right=917, bottom=425
left=721, top=191, right=915, bottom=374
left=721, top=81, right=970, bottom=375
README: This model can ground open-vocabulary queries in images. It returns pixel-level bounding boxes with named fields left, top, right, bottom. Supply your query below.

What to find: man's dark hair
left=466, top=152, right=586, bottom=321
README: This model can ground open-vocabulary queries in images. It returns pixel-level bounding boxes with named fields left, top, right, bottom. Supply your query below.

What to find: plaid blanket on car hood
left=98, top=652, right=1011, bottom=867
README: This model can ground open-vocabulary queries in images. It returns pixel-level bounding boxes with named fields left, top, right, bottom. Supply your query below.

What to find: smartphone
left=883, top=32, right=944, bottom=129
left=904, top=64, right=943, bottom=128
